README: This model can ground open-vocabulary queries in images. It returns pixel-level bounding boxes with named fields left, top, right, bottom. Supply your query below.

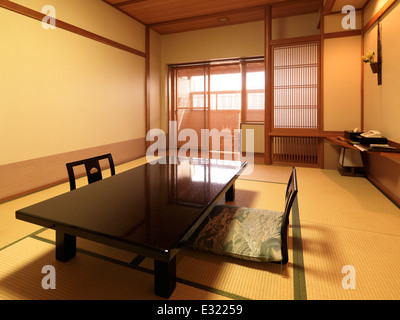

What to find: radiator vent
left=272, top=136, right=319, bottom=167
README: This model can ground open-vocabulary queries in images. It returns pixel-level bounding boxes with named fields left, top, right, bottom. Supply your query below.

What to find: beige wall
left=0, top=0, right=146, bottom=166
left=161, top=21, right=265, bottom=65
left=12, top=0, right=146, bottom=51
left=241, top=124, right=264, bottom=153
left=322, top=9, right=363, bottom=132
left=272, top=12, right=320, bottom=39
left=363, top=0, right=400, bottom=143
left=324, top=11, right=362, bottom=33
left=323, top=36, right=362, bottom=131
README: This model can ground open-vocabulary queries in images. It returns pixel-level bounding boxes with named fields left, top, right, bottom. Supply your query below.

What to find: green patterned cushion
left=190, top=205, right=284, bottom=262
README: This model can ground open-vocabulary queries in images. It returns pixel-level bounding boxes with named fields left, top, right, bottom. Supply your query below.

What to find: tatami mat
left=240, top=164, right=292, bottom=184
left=1, top=158, right=400, bottom=300
left=296, top=167, right=400, bottom=300
left=301, top=221, right=400, bottom=300
left=296, top=167, right=400, bottom=235
left=219, top=178, right=287, bottom=212
left=0, top=237, right=227, bottom=300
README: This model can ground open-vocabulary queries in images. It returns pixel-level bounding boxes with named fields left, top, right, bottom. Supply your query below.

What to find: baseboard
left=0, top=138, right=146, bottom=204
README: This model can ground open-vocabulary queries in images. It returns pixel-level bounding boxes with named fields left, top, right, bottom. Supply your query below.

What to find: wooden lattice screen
left=271, top=42, right=320, bottom=166
left=272, top=136, right=320, bottom=167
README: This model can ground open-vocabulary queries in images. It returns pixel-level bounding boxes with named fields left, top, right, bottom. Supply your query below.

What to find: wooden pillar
left=264, top=5, right=272, bottom=164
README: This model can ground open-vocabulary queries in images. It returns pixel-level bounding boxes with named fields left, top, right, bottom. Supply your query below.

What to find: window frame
left=168, top=56, right=266, bottom=127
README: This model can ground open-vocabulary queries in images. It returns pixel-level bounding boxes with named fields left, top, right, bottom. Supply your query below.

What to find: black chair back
left=284, top=167, right=298, bottom=226
left=66, top=153, right=115, bottom=191
left=281, top=167, right=298, bottom=264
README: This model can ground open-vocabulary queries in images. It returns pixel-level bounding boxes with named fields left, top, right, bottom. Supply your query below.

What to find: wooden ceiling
left=103, top=0, right=369, bottom=34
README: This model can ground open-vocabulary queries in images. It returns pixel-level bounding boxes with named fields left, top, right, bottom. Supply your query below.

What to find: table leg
left=56, top=230, right=76, bottom=262
left=154, top=256, right=176, bottom=298
left=225, top=183, right=235, bottom=201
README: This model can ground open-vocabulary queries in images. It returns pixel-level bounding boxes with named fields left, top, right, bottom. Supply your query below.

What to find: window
left=244, top=61, right=265, bottom=122
left=169, top=58, right=265, bottom=152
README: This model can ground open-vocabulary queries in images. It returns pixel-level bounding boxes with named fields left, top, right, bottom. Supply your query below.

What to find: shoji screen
left=271, top=42, right=320, bottom=167
left=273, top=42, right=319, bottom=129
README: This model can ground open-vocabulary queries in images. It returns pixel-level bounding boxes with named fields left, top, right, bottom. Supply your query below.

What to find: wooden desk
left=325, top=136, right=400, bottom=161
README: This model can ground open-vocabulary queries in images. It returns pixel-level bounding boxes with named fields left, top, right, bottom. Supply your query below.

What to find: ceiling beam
left=112, top=0, right=146, bottom=7
left=322, top=0, right=336, bottom=15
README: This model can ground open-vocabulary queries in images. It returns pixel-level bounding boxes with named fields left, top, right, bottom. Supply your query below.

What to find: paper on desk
left=354, top=144, right=369, bottom=152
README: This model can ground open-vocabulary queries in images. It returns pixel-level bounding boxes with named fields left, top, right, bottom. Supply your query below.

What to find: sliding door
left=171, top=66, right=207, bottom=151
left=170, top=58, right=264, bottom=155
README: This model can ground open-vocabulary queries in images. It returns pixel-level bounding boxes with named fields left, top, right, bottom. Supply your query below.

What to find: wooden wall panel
left=0, top=138, right=146, bottom=203
left=363, top=153, right=400, bottom=208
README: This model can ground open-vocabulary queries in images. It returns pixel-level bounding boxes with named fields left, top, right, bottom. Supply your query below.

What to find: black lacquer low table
left=16, top=156, right=247, bottom=298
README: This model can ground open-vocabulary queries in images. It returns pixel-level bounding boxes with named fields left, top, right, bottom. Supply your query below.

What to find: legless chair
left=66, top=153, right=116, bottom=191
left=190, top=167, right=298, bottom=264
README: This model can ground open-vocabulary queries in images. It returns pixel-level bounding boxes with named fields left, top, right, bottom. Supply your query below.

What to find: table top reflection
left=16, top=156, right=247, bottom=255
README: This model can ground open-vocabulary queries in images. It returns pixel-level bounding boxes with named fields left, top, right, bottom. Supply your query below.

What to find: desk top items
left=344, top=128, right=399, bottom=153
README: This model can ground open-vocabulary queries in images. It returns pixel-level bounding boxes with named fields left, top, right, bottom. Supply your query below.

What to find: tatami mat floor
left=0, top=158, right=399, bottom=300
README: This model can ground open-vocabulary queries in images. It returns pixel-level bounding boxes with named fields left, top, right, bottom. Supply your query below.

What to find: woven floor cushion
left=190, top=205, right=284, bottom=262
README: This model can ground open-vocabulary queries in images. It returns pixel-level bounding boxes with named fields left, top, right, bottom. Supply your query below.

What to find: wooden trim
left=241, top=62, right=247, bottom=123
left=327, top=8, right=363, bottom=15
left=323, top=30, right=362, bottom=39
left=322, top=0, right=336, bottom=15
left=241, top=121, right=264, bottom=126
left=168, top=56, right=264, bottom=69
left=0, top=0, right=146, bottom=58
left=270, top=34, right=320, bottom=46
left=0, top=138, right=146, bottom=204
left=113, top=0, right=147, bottom=8
left=320, top=5, right=325, bottom=134
left=361, top=13, right=365, bottom=131
left=206, top=66, right=210, bottom=135
left=145, top=26, right=151, bottom=149
left=362, top=0, right=372, bottom=10
left=264, top=6, right=272, bottom=165
left=270, top=131, right=342, bottom=138
left=362, top=0, right=398, bottom=34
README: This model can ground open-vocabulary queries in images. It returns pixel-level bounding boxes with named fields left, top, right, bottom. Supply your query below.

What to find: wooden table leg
left=225, top=183, right=235, bottom=201
left=154, top=256, right=176, bottom=298
left=56, top=230, right=76, bottom=262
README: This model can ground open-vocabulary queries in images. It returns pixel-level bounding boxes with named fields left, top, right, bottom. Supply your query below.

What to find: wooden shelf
left=325, top=137, right=400, bottom=161
left=325, top=136, right=359, bottom=150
